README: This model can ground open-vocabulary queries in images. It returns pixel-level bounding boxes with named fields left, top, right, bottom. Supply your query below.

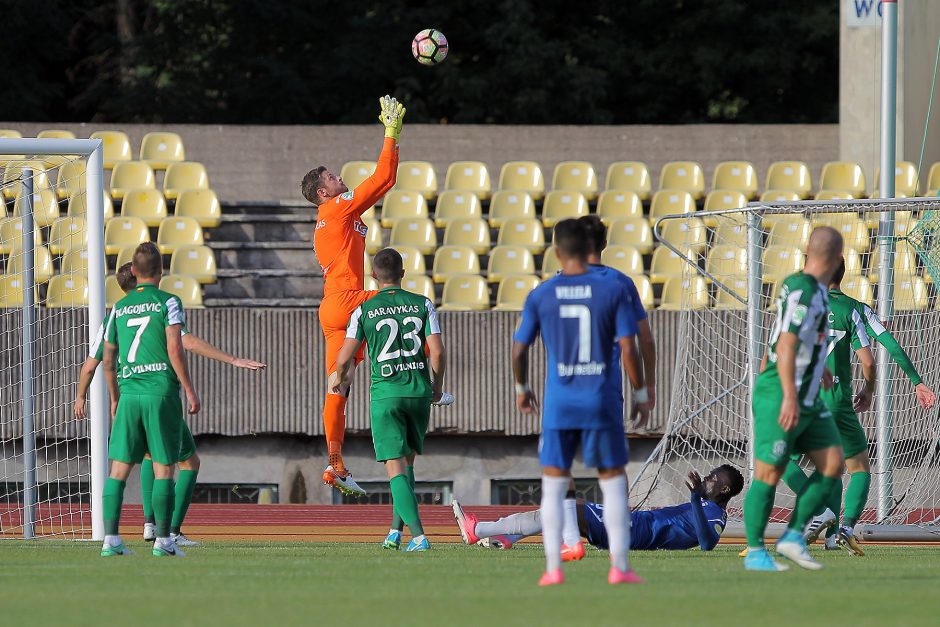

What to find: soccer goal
left=631, top=196, right=940, bottom=541
left=0, top=138, right=107, bottom=540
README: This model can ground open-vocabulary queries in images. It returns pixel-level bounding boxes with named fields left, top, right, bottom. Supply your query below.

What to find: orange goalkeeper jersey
left=314, top=137, right=399, bottom=297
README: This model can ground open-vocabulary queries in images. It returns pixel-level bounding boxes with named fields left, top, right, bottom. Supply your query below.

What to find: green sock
left=140, top=459, right=155, bottom=524
left=789, top=473, right=837, bottom=531
left=103, top=478, right=126, bottom=536
left=390, top=473, right=423, bottom=537
left=842, top=471, right=871, bottom=528
left=152, top=479, right=175, bottom=538
left=781, top=459, right=809, bottom=495
left=390, top=466, right=415, bottom=533
left=743, top=479, right=776, bottom=547
left=171, top=469, right=198, bottom=535
left=824, top=475, right=843, bottom=538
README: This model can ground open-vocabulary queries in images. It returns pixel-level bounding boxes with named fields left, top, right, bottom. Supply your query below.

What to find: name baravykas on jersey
left=555, top=285, right=592, bottom=300
left=367, top=304, right=421, bottom=319
left=114, top=302, right=163, bottom=317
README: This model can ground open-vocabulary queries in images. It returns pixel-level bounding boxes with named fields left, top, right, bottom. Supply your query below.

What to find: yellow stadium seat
left=388, top=244, right=426, bottom=276
left=0, top=129, right=23, bottom=138
left=105, top=275, right=125, bottom=307
left=363, top=251, right=372, bottom=277
left=0, top=217, right=43, bottom=253
left=863, top=209, right=912, bottom=233
left=442, top=217, right=491, bottom=255
left=552, top=161, right=598, bottom=201
left=496, top=217, right=546, bottom=254
left=364, top=217, right=383, bottom=254
left=90, top=131, right=132, bottom=169
left=163, top=161, right=209, bottom=200
left=840, top=275, right=872, bottom=305
left=767, top=218, right=811, bottom=249
left=649, top=190, right=696, bottom=224
left=659, top=276, right=708, bottom=310
left=401, top=275, right=436, bottom=302
left=55, top=159, right=86, bottom=200
left=61, top=249, right=90, bottom=275
left=444, top=161, right=491, bottom=199
left=596, top=190, right=643, bottom=224
left=170, top=245, right=217, bottom=284
left=826, top=216, right=869, bottom=253
left=389, top=217, right=437, bottom=255
left=498, top=161, right=545, bottom=200
left=434, top=190, right=482, bottom=227
left=121, top=188, right=168, bottom=226
left=45, top=274, right=89, bottom=307
left=702, top=190, right=748, bottom=227
left=38, top=129, right=76, bottom=140
left=820, top=161, right=866, bottom=198
left=650, top=247, right=694, bottom=284
left=658, top=217, right=707, bottom=254
left=713, top=221, right=749, bottom=248
left=364, top=276, right=379, bottom=290
left=762, top=246, right=804, bottom=282
left=605, top=162, right=651, bottom=201
left=765, top=161, right=812, bottom=198
left=541, top=245, right=561, bottom=279
left=712, top=278, right=748, bottom=310
left=432, top=245, right=480, bottom=283
left=67, top=190, right=114, bottom=221
left=5, top=246, right=53, bottom=283
left=632, top=274, right=654, bottom=309
left=872, top=162, right=918, bottom=197
left=159, top=274, right=204, bottom=308
left=659, top=162, right=705, bottom=200
left=157, top=216, right=204, bottom=254
left=104, top=217, right=148, bottom=255
left=706, top=245, right=748, bottom=279
left=488, top=190, right=536, bottom=227
left=340, top=161, right=376, bottom=191
left=925, top=162, right=940, bottom=195
left=601, top=245, right=644, bottom=276
left=712, top=161, right=758, bottom=199
left=868, top=242, right=918, bottom=282
left=487, top=245, right=536, bottom=283
left=116, top=245, right=137, bottom=270
left=139, top=132, right=185, bottom=170
left=607, top=217, right=654, bottom=254
left=541, top=191, right=589, bottom=227
left=380, top=191, right=429, bottom=228
left=174, top=189, right=221, bottom=228
left=814, top=190, right=854, bottom=201
left=843, top=248, right=863, bottom=275
left=3, top=161, right=52, bottom=200
left=48, top=217, right=87, bottom=254
left=0, top=274, right=32, bottom=307
left=438, top=274, right=490, bottom=311
left=13, top=188, right=60, bottom=227
left=493, top=275, right=540, bottom=311
left=892, top=276, right=928, bottom=311
left=760, top=189, right=801, bottom=203
left=110, top=161, right=155, bottom=199
left=394, top=161, right=437, bottom=200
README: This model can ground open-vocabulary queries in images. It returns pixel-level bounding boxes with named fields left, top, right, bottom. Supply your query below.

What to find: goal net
left=631, top=197, right=940, bottom=537
left=0, top=139, right=107, bottom=539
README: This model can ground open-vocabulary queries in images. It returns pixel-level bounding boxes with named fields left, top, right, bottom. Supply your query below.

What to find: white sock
left=476, top=510, right=542, bottom=538
left=562, top=498, right=580, bottom=546
left=599, top=474, right=630, bottom=572
left=540, top=475, right=569, bottom=573
left=388, top=528, right=400, bottom=536
left=412, top=534, right=426, bottom=544
left=104, top=534, right=122, bottom=547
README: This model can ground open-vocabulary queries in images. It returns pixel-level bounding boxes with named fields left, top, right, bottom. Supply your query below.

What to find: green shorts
left=752, top=379, right=842, bottom=466
left=832, top=409, right=868, bottom=459
left=179, top=419, right=196, bottom=461
left=370, top=396, right=431, bottom=462
left=108, top=393, right=183, bottom=466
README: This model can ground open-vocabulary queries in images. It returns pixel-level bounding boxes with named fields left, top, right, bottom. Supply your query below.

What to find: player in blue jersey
left=512, top=218, right=650, bottom=587
left=453, top=464, right=744, bottom=552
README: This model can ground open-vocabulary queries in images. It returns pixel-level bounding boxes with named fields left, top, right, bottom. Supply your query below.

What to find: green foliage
left=0, top=0, right=837, bottom=124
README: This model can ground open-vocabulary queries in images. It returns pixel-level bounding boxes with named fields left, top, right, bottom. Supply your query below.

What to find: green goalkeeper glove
left=378, top=95, right=406, bottom=140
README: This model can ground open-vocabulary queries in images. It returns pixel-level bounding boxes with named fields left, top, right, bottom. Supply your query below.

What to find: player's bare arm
left=637, top=320, right=657, bottom=409
left=332, top=338, right=363, bottom=394
left=619, top=334, right=649, bottom=427
left=73, top=356, right=99, bottom=419
left=167, top=324, right=200, bottom=415
left=426, top=333, right=446, bottom=404
left=853, top=345, right=876, bottom=412
left=510, top=341, right=538, bottom=414
left=102, top=342, right=120, bottom=419
left=181, top=334, right=266, bottom=370
left=774, top=332, right=800, bottom=432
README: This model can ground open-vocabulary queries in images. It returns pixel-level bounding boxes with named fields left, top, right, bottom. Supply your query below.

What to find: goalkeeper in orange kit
left=302, top=96, right=405, bottom=496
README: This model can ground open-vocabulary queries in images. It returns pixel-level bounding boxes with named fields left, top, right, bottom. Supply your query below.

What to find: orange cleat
left=608, top=567, right=644, bottom=584
left=538, top=568, right=564, bottom=586
left=561, top=541, right=586, bottom=562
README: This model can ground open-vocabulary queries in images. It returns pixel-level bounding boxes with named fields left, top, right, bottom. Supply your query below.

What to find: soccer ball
left=412, top=29, right=448, bottom=66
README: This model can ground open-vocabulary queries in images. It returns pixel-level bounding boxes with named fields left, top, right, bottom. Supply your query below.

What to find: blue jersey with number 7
left=513, top=272, right=638, bottom=430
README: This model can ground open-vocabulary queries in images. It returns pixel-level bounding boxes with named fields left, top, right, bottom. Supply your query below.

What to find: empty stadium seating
left=340, top=161, right=376, bottom=191
left=712, top=161, right=758, bottom=199
left=0, top=275, right=29, bottom=307
left=3, top=161, right=52, bottom=200
left=392, top=245, right=426, bottom=276
left=445, top=161, right=491, bottom=199
left=5, top=246, right=53, bottom=283
left=389, top=217, right=437, bottom=255
left=706, top=245, right=748, bottom=279
left=121, top=189, right=169, bottom=226
left=170, top=245, right=218, bottom=283
left=487, top=245, right=536, bottom=283
left=55, top=159, right=86, bottom=200
left=432, top=245, right=480, bottom=283
left=712, top=279, right=748, bottom=310
left=493, top=275, right=540, bottom=311
left=160, top=274, right=204, bottom=308
left=89, top=131, right=132, bottom=169
left=761, top=246, right=803, bottom=282
left=658, top=217, right=707, bottom=254
left=0, top=217, right=43, bottom=253
left=175, top=189, right=221, bottom=228
left=487, top=190, right=536, bottom=227
left=380, top=191, right=428, bottom=227
left=872, top=162, right=918, bottom=197
left=765, top=161, right=812, bottom=198
left=541, top=245, right=561, bottom=279
left=110, top=161, right=155, bottom=199
left=365, top=217, right=383, bottom=254
left=67, top=190, right=114, bottom=220
left=438, top=275, right=490, bottom=311
left=541, top=190, right=588, bottom=227
left=13, top=188, right=59, bottom=227
left=434, top=190, right=482, bottom=227
left=48, top=217, right=87, bottom=254
left=46, top=274, right=89, bottom=307
left=394, top=161, right=437, bottom=199
left=607, top=217, right=654, bottom=254
left=868, top=242, right=918, bottom=282
left=659, top=161, right=705, bottom=200
left=649, top=190, right=696, bottom=224
left=104, top=217, right=149, bottom=254
left=498, top=161, right=545, bottom=200
left=552, top=161, right=598, bottom=201
left=139, top=132, right=185, bottom=170
left=840, top=275, right=872, bottom=304
left=105, top=274, right=125, bottom=307
left=659, top=277, right=708, bottom=310
left=401, top=275, right=435, bottom=301
left=819, top=161, right=866, bottom=198
left=61, top=249, right=90, bottom=275
left=443, top=218, right=491, bottom=255
left=605, top=162, right=651, bottom=200
left=649, top=247, right=693, bottom=284
left=632, top=275, right=654, bottom=309
left=157, top=216, right=204, bottom=254
left=164, top=161, right=209, bottom=200
left=766, top=218, right=811, bottom=249
left=596, top=190, right=643, bottom=224
left=893, top=276, right=928, bottom=311
left=601, top=245, right=644, bottom=276
left=496, top=217, right=546, bottom=254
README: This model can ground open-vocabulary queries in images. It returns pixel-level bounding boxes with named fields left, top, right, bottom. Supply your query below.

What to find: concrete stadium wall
left=1, top=122, right=837, bottom=203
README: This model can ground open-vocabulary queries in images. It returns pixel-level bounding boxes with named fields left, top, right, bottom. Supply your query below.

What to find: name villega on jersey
left=553, top=283, right=608, bottom=377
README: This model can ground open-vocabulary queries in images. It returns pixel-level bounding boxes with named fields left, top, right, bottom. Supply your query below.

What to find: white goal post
left=0, top=138, right=106, bottom=540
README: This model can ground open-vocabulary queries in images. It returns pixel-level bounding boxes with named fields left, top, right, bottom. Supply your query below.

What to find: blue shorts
left=538, top=426, right=628, bottom=470
left=583, top=502, right=609, bottom=550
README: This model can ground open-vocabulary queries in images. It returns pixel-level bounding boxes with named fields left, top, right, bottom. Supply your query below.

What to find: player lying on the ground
left=74, top=261, right=266, bottom=547
left=453, top=465, right=743, bottom=552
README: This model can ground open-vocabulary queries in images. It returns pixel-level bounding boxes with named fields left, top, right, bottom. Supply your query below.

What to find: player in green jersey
left=333, top=248, right=449, bottom=552
left=100, top=242, right=200, bottom=558
left=743, top=226, right=845, bottom=572
left=74, top=262, right=265, bottom=547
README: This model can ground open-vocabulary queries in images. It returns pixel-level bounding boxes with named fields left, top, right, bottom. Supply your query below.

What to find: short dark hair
left=832, top=257, right=846, bottom=285
left=578, top=215, right=607, bottom=255
left=116, top=262, right=136, bottom=292
left=373, top=248, right=404, bottom=283
left=301, top=166, right=328, bottom=205
left=717, top=464, right=745, bottom=498
left=553, top=218, right=589, bottom=260
left=132, top=242, right=162, bottom=279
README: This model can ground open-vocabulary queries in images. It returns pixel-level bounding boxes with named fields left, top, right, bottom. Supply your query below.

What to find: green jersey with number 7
left=104, top=283, right=187, bottom=396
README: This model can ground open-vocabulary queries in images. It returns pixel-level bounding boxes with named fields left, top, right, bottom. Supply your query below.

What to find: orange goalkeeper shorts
left=318, top=289, right=379, bottom=376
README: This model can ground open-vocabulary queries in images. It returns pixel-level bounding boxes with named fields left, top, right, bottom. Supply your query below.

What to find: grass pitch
left=3, top=541, right=939, bottom=626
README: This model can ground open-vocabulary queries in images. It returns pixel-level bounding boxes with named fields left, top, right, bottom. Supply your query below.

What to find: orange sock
left=324, top=394, right=347, bottom=468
